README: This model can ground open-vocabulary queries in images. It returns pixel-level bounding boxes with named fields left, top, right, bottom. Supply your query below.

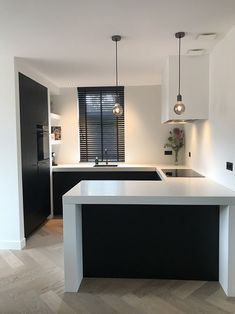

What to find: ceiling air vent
left=197, top=33, right=217, bottom=40
left=164, top=119, right=195, bottom=124
left=187, top=48, right=206, bottom=56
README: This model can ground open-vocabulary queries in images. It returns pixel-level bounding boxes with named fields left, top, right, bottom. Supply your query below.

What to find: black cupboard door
left=82, top=204, right=219, bottom=281
left=38, top=159, right=51, bottom=218
left=19, top=73, right=50, bottom=237
left=53, top=172, right=82, bottom=216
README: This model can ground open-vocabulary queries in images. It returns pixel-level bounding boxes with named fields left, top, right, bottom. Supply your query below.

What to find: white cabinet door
left=161, top=55, right=209, bottom=123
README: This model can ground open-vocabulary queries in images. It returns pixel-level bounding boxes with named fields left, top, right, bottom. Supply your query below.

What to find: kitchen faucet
left=104, top=148, right=108, bottom=165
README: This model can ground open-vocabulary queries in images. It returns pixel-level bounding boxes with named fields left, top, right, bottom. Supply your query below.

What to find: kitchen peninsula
left=62, top=166, right=235, bottom=297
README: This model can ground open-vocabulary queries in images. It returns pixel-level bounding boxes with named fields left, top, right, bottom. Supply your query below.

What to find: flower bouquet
left=164, top=128, right=184, bottom=165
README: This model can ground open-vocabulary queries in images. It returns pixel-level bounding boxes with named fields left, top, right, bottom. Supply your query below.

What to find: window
left=78, top=86, right=125, bottom=162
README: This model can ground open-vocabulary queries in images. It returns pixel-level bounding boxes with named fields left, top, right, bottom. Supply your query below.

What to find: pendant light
left=112, top=35, right=123, bottom=116
left=174, top=32, right=186, bottom=115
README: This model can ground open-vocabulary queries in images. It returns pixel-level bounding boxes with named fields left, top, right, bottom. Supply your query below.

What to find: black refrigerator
left=19, top=73, right=51, bottom=237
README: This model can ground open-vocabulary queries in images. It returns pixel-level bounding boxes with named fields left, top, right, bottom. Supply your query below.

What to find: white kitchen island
left=63, top=171, right=235, bottom=296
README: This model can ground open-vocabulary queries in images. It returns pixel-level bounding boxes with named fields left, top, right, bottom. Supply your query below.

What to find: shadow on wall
left=185, top=120, right=214, bottom=177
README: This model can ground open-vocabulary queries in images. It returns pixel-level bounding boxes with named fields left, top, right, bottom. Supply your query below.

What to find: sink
left=93, top=164, right=118, bottom=167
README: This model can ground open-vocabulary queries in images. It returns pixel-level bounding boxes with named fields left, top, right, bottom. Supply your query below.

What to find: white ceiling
left=1, top=0, right=235, bottom=87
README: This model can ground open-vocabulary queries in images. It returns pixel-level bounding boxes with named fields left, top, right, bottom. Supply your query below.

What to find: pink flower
left=173, top=128, right=183, bottom=140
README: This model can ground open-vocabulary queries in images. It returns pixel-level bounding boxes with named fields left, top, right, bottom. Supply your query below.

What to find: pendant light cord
left=178, top=36, right=181, bottom=96
left=115, top=39, right=118, bottom=91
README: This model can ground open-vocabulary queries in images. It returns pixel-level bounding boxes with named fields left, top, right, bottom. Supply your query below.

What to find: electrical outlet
left=226, top=162, right=233, bottom=171
left=164, top=150, right=172, bottom=155
left=189, top=152, right=191, bottom=158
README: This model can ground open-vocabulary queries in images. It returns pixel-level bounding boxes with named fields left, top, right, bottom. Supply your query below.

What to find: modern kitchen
left=1, top=1, right=235, bottom=313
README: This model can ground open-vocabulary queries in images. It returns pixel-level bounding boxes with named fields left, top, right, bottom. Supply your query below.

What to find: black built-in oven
left=36, top=124, right=49, bottom=161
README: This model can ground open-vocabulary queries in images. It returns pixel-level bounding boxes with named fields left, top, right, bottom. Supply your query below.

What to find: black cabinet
left=82, top=204, right=219, bottom=281
left=53, top=172, right=82, bottom=216
left=38, top=159, right=51, bottom=218
left=19, top=73, right=51, bottom=237
left=52, top=170, right=161, bottom=215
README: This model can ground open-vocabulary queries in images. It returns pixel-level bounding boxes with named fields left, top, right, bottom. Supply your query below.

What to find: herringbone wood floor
left=0, top=219, right=235, bottom=313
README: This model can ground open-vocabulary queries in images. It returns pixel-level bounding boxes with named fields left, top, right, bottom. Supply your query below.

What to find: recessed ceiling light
left=197, top=33, right=217, bottom=40
left=187, top=48, right=206, bottom=56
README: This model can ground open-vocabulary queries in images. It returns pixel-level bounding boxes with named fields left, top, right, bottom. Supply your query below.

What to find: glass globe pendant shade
left=174, top=94, right=185, bottom=115
left=112, top=96, right=123, bottom=116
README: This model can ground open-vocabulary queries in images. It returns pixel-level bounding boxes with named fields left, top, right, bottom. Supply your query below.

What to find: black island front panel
left=82, top=204, right=219, bottom=281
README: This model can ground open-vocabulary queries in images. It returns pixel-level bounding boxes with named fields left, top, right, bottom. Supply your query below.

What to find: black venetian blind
left=78, top=86, right=125, bottom=162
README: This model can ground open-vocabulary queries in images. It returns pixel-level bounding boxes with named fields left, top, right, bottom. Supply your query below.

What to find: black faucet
left=104, top=148, right=108, bottom=165
left=95, top=157, right=99, bottom=165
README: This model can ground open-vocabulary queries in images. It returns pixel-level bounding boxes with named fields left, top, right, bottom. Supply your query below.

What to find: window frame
left=78, top=86, right=125, bottom=162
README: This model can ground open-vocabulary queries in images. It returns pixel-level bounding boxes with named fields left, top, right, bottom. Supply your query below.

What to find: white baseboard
left=0, top=238, right=26, bottom=250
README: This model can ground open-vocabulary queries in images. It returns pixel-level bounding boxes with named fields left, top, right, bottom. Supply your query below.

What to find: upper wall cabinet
left=161, top=55, right=209, bottom=123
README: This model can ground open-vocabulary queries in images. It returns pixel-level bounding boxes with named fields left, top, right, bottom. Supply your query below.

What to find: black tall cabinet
left=19, top=73, right=51, bottom=237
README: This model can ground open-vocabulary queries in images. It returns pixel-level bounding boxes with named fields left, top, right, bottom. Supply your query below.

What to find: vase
left=174, top=151, right=178, bottom=165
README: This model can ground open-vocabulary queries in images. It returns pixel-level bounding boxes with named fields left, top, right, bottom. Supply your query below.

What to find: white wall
left=0, top=55, right=25, bottom=249
left=51, top=88, right=79, bottom=164
left=185, top=26, right=235, bottom=190
left=125, top=86, right=184, bottom=164
left=51, top=85, right=185, bottom=165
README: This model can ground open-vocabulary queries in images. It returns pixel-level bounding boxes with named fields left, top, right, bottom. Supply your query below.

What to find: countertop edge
left=63, top=194, right=235, bottom=206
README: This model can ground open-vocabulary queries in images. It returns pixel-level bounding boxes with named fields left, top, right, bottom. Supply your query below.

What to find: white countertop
left=63, top=177, right=235, bottom=206
left=57, top=163, right=235, bottom=206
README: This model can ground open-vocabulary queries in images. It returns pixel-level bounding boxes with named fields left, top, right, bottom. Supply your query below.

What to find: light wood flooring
left=0, top=219, right=235, bottom=313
